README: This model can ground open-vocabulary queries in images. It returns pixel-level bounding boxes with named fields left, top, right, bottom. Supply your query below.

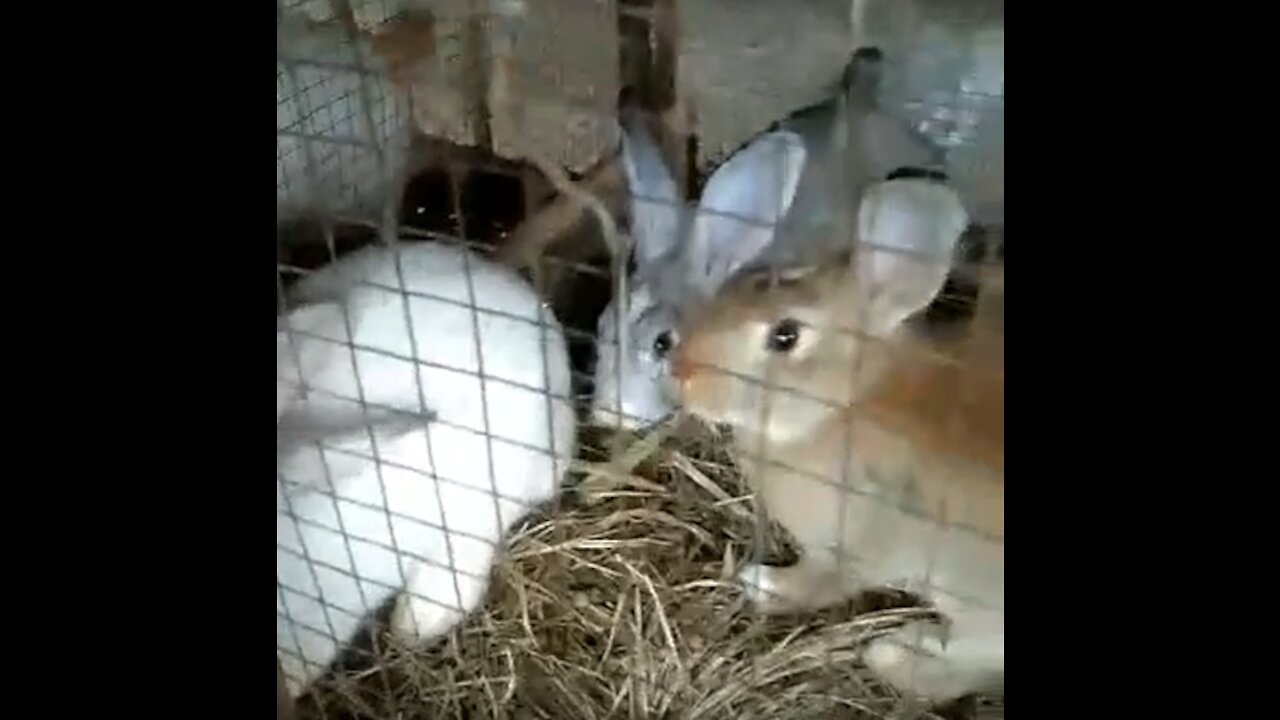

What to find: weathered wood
left=486, top=0, right=621, bottom=173
left=288, top=0, right=386, bottom=30
left=292, top=1, right=501, bottom=150
left=400, top=0, right=491, bottom=148
left=676, top=0, right=854, bottom=169
left=336, top=1, right=621, bottom=173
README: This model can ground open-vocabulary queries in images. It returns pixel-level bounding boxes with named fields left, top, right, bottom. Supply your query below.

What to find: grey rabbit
left=590, top=48, right=946, bottom=430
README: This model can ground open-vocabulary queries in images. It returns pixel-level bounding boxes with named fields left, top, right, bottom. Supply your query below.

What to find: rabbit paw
left=863, top=621, right=977, bottom=704
left=388, top=590, right=466, bottom=644
left=736, top=562, right=841, bottom=613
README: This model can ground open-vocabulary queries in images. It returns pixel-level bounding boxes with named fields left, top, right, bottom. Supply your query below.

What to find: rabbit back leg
left=381, top=441, right=518, bottom=644
left=277, top=480, right=400, bottom=697
left=389, top=529, right=497, bottom=642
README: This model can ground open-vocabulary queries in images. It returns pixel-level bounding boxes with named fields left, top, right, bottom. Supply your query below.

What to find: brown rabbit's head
left=673, top=178, right=971, bottom=446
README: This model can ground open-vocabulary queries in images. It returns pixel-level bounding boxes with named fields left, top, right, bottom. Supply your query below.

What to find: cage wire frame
left=277, top=1, right=1003, bottom=717
left=276, top=2, right=407, bottom=240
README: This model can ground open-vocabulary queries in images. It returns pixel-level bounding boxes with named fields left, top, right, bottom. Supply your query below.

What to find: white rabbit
left=590, top=48, right=945, bottom=431
left=276, top=241, right=577, bottom=699
left=672, top=169, right=1003, bottom=705
left=276, top=13, right=413, bottom=227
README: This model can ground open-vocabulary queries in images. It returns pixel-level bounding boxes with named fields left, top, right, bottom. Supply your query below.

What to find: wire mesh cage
left=277, top=3, right=412, bottom=233
left=277, top=1, right=1003, bottom=718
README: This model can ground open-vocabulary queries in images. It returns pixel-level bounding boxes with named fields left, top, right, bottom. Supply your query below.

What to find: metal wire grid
left=275, top=64, right=401, bottom=217
left=277, top=0, right=411, bottom=226
left=276, top=1, right=1003, bottom=716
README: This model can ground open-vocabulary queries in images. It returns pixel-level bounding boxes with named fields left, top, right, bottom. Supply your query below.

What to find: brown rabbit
left=673, top=176, right=1003, bottom=704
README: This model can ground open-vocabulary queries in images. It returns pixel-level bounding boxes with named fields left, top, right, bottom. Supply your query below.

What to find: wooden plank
left=352, top=1, right=622, bottom=173
left=676, top=0, right=853, bottom=169
left=486, top=0, right=621, bottom=173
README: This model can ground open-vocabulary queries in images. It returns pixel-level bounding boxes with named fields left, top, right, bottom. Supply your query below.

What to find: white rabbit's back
left=292, top=242, right=549, bottom=327
left=290, top=242, right=575, bottom=463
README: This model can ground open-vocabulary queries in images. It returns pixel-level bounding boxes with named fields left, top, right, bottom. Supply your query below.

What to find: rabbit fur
left=276, top=241, right=576, bottom=698
left=590, top=48, right=946, bottom=431
left=672, top=173, right=1003, bottom=705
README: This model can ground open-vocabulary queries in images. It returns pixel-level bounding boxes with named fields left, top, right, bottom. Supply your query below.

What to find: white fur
left=591, top=283, right=680, bottom=430
left=276, top=242, right=576, bottom=698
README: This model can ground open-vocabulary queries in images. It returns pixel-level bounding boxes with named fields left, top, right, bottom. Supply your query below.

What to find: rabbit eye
left=766, top=319, right=802, bottom=353
left=652, top=331, right=674, bottom=358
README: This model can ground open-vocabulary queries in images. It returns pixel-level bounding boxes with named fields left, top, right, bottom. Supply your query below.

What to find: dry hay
left=295, top=420, right=1000, bottom=720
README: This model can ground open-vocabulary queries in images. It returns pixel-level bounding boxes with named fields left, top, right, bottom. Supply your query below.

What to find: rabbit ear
left=856, top=178, right=970, bottom=336
left=619, top=109, right=681, bottom=272
left=685, top=130, right=807, bottom=297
